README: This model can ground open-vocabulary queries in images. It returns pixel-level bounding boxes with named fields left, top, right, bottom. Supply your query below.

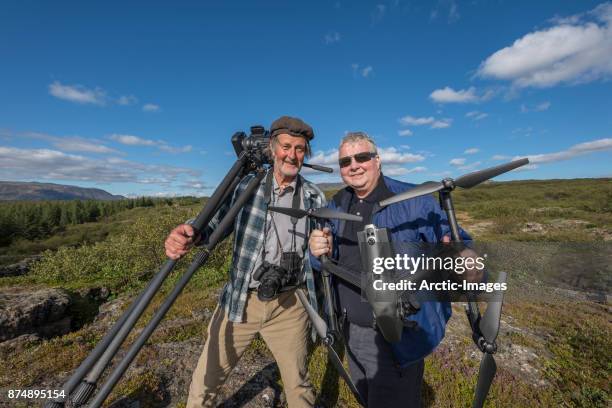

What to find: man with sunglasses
left=309, top=132, right=473, bottom=407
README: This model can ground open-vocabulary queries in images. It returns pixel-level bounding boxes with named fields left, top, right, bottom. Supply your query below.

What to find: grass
left=505, top=297, right=611, bottom=408
left=451, top=178, right=612, bottom=242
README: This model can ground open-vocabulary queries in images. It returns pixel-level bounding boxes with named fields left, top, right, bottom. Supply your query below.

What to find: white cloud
left=302, top=150, right=338, bottom=174
left=491, top=154, right=511, bottom=161
left=536, top=101, right=552, bottom=111
left=49, top=81, right=107, bottom=105
left=512, top=126, right=534, bottom=137
left=158, top=144, right=193, bottom=154
left=378, top=147, right=425, bottom=164
left=398, top=129, right=413, bottom=136
left=109, top=133, right=191, bottom=154
left=110, top=134, right=157, bottom=146
left=457, top=161, right=482, bottom=171
left=48, top=81, right=151, bottom=109
left=464, top=148, right=480, bottom=154
left=513, top=164, right=539, bottom=171
left=431, top=119, right=452, bottom=129
left=142, top=103, right=160, bottom=112
left=409, top=166, right=427, bottom=173
left=180, top=181, right=208, bottom=190
left=516, top=137, right=612, bottom=164
left=399, top=115, right=452, bottom=129
left=64, top=141, right=117, bottom=154
left=430, top=86, right=479, bottom=103
left=0, top=146, right=199, bottom=184
left=142, top=103, right=161, bottom=112
left=465, top=110, right=488, bottom=120
left=477, top=3, right=612, bottom=88
left=53, top=137, right=119, bottom=154
left=324, top=31, right=341, bottom=44
left=385, top=166, right=427, bottom=176
left=430, top=0, right=460, bottom=23
left=352, top=64, right=374, bottom=78
left=23, top=132, right=121, bottom=154
left=117, top=95, right=138, bottom=105
left=308, top=149, right=339, bottom=167
left=521, top=101, right=551, bottom=113
left=449, top=158, right=466, bottom=166
left=400, top=116, right=436, bottom=126
left=362, top=66, right=374, bottom=77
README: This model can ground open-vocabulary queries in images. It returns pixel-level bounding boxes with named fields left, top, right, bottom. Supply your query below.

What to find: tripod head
left=231, top=125, right=334, bottom=173
left=232, top=125, right=271, bottom=167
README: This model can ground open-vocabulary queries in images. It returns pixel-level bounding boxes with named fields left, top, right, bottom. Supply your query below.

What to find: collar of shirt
left=273, top=175, right=299, bottom=197
left=350, top=173, right=392, bottom=204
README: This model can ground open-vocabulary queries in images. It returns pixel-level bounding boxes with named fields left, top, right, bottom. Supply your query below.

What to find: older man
left=166, top=116, right=326, bottom=408
left=309, top=132, right=476, bottom=407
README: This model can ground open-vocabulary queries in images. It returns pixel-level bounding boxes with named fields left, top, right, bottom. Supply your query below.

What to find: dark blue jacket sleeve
left=308, top=199, right=340, bottom=271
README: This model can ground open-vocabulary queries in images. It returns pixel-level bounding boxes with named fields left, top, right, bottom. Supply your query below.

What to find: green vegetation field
left=1, top=178, right=610, bottom=407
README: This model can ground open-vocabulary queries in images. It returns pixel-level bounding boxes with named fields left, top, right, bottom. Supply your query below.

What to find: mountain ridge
left=0, top=181, right=125, bottom=201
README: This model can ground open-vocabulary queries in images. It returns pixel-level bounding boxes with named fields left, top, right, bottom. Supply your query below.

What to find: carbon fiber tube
left=192, top=153, right=246, bottom=231
left=44, top=289, right=146, bottom=407
left=50, top=155, right=252, bottom=408
left=88, top=170, right=266, bottom=408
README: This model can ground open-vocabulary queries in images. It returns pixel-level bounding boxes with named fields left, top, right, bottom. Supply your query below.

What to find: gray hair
left=339, top=132, right=378, bottom=154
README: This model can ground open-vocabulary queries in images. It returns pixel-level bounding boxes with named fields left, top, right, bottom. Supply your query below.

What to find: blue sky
left=1, top=0, right=611, bottom=197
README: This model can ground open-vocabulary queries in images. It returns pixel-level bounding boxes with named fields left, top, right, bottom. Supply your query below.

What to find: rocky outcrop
left=0, top=255, right=42, bottom=278
left=0, top=287, right=72, bottom=342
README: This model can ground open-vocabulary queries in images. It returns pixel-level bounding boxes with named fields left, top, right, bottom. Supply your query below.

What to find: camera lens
left=258, top=280, right=279, bottom=300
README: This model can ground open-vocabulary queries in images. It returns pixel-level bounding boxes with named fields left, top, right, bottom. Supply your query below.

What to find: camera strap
left=262, top=170, right=303, bottom=261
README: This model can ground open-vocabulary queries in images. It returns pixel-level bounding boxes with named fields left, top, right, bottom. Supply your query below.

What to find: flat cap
left=270, top=116, right=314, bottom=141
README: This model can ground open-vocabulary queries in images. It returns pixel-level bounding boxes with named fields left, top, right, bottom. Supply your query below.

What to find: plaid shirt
left=202, top=170, right=326, bottom=323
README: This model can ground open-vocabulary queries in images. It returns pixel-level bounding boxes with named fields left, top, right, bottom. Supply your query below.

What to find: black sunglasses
left=338, top=151, right=377, bottom=168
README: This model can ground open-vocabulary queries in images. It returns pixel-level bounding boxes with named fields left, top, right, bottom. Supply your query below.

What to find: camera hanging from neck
left=262, top=169, right=307, bottom=285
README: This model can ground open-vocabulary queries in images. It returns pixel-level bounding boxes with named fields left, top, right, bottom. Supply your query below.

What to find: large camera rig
left=232, top=125, right=333, bottom=173
left=232, top=125, right=271, bottom=167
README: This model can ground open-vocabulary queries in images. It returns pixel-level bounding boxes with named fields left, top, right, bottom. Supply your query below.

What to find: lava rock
left=0, top=287, right=72, bottom=342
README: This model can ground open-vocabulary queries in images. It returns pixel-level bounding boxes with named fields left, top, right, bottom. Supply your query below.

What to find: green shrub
left=28, top=207, right=197, bottom=292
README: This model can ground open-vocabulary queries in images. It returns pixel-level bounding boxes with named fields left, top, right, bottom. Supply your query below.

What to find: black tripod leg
left=316, top=222, right=339, bottom=336
left=321, top=256, right=339, bottom=336
left=62, top=160, right=250, bottom=408
left=86, top=170, right=266, bottom=408
left=191, top=152, right=247, bottom=231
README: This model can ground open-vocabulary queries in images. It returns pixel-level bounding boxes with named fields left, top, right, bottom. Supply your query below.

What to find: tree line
left=0, top=196, right=202, bottom=246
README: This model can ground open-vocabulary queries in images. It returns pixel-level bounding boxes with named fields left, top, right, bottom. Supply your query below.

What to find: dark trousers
left=344, top=322, right=424, bottom=408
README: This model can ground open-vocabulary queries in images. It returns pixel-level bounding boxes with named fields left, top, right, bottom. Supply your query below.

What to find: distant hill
left=0, top=181, right=125, bottom=201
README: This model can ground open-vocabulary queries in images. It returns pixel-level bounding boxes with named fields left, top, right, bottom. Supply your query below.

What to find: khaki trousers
left=186, top=289, right=315, bottom=408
